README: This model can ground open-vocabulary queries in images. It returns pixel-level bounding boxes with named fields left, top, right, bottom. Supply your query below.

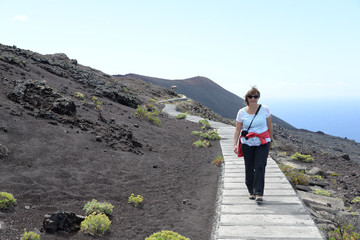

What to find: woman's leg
left=253, top=143, right=270, bottom=196
left=241, top=144, right=255, bottom=194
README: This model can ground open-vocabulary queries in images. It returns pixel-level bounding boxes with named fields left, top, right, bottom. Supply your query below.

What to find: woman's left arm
left=266, top=115, right=273, bottom=148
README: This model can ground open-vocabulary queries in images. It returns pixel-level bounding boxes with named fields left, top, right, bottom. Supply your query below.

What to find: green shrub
left=0, top=192, right=17, bottom=209
left=287, top=171, right=308, bottom=185
left=91, top=96, right=103, bottom=111
left=80, top=212, right=111, bottom=236
left=328, top=223, right=360, bottom=240
left=83, top=199, right=114, bottom=216
left=175, top=113, right=187, bottom=119
left=201, top=130, right=221, bottom=141
left=145, top=112, right=162, bottom=126
left=312, top=175, right=323, bottom=181
left=212, top=156, right=223, bottom=167
left=193, top=139, right=210, bottom=148
left=291, top=152, right=314, bottom=163
left=21, top=230, right=40, bottom=240
left=128, top=193, right=143, bottom=207
left=280, top=164, right=294, bottom=173
left=136, top=104, right=148, bottom=117
left=315, top=189, right=331, bottom=197
left=74, top=92, right=85, bottom=100
left=198, top=119, right=210, bottom=130
left=146, top=230, right=190, bottom=240
left=136, top=105, right=162, bottom=126
left=280, top=165, right=309, bottom=185
left=191, top=131, right=202, bottom=136
left=351, top=196, right=360, bottom=204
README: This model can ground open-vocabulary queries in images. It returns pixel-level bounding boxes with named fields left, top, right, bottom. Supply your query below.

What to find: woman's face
left=247, top=93, right=259, bottom=105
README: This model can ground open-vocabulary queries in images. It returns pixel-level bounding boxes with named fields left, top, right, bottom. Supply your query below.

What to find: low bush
left=175, top=113, right=187, bottom=119
left=0, top=192, right=17, bottom=210
left=328, top=222, right=360, bottom=240
left=311, top=175, right=323, bottom=181
left=128, top=193, right=143, bottom=207
left=21, top=230, right=40, bottom=240
left=21, top=232, right=40, bottom=240
left=74, top=92, right=85, bottom=100
left=212, top=156, right=223, bottom=167
left=201, top=130, right=221, bottom=141
left=83, top=199, right=114, bottom=216
left=280, top=164, right=309, bottom=185
left=198, top=119, right=210, bottom=130
left=351, top=196, right=360, bottom=204
left=315, top=189, right=331, bottom=197
left=193, top=139, right=210, bottom=148
left=191, top=131, right=202, bottom=136
left=291, top=152, right=314, bottom=163
left=80, top=212, right=111, bottom=236
left=146, top=230, right=190, bottom=240
left=136, top=105, right=162, bottom=126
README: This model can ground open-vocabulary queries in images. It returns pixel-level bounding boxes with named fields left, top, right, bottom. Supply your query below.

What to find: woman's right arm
left=234, top=121, right=242, bottom=154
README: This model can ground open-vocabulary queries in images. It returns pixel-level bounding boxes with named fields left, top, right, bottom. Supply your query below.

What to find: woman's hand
left=234, top=145, right=239, bottom=154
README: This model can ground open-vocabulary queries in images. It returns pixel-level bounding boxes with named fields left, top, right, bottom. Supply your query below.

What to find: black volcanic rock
left=8, top=80, right=76, bottom=116
left=43, top=211, right=85, bottom=233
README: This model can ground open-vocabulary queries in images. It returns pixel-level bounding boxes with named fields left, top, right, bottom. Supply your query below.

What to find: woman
left=234, top=87, right=273, bottom=202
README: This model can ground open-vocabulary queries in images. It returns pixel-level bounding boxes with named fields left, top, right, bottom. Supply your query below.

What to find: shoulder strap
left=247, top=104, right=261, bottom=131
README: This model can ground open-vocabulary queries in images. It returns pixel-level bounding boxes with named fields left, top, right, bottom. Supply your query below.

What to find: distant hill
left=119, top=73, right=295, bottom=130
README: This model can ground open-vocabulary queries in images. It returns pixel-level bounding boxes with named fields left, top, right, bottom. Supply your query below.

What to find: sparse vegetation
left=80, top=212, right=111, bottom=236
left=212, top=156, right=224, bottom=167
left=91, top=96, right=103, bottom=111
left=312, top=175, right=323, bottom=181
left=291, top=152, right=314, bottom=163
left=315, top=189, right=332, bottom=197
left=198, top=119, right=210, bottom=130
left=200, top=129, right=221, bottom=141
left=83, top=199, right=114, bottom=216
left=21, top=230, right=40, bottom=240
left=280, top=164, right=309, bottom=185
left=0, top=192, right=17, bottom=210
left=327, top=217, right=360, bottom=240
left=175, top=113, right=187, bottom=119
left=192, top=130, right=221, bottom=141
left=193, top=139, right=210, bottom=148
left=146, top=230, right=190, bottom=240
left=351, top=197, right=360, bottom=204
left=128, top=193, right=144, bottom=207
left=74, top=92, right=85, bottom=99
left=136, top=105, right=162, bottom=126
left=191, top=131, right=202, bottom=136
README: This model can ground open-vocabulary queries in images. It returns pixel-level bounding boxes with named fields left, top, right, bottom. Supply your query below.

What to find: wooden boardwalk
left=163, top=104, right=324, bottom=240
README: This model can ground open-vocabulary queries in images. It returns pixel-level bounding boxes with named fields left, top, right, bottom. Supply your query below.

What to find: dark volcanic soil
left=0, top=44, right=221, bottom=240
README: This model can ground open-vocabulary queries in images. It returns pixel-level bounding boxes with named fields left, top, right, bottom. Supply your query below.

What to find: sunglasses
left=248, top=95, right=259, bottom=99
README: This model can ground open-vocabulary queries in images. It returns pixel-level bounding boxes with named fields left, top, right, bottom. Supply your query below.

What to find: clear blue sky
left=1, top=0, right=360, bottom=102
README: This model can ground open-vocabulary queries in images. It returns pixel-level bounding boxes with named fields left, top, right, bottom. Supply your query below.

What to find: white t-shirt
left=236, top=105, right=271, bottom=146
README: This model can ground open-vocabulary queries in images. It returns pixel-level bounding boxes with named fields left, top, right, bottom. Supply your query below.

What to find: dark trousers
left=241, top=143, right=270, bottom=196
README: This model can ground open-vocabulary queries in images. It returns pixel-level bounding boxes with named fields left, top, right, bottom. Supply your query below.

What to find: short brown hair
left=244, top=87, right=260, bottom=106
